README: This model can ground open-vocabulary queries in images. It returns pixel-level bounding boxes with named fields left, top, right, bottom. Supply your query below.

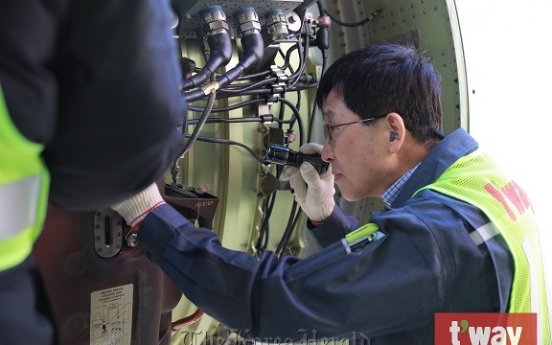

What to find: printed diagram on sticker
left=90, top=284, right=133, bottom=345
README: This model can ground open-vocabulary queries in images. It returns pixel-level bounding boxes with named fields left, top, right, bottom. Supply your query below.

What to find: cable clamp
left=272, top=83, right=285, bottom=94
left=259, top=114, right=274, bottom=123
left=201, top=81, right=220, bottom=95
left=270, top=65, right=289, bottom=83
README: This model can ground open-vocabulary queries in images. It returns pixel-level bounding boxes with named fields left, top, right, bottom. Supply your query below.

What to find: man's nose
left=321, top=142, right=334, bottom=162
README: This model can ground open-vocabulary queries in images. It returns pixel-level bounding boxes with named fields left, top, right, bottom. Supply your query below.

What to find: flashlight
left=264, top=144, right=329, bottom=174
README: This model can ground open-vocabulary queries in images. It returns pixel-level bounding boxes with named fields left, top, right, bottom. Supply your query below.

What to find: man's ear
left=385, top=112, right=405, bottom=154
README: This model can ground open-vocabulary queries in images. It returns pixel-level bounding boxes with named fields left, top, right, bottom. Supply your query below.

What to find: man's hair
left=316, top=42, right=445, bottom=144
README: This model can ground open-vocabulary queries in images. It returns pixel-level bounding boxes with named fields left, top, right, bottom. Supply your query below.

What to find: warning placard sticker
left=90, top=284, right=133, bottom=345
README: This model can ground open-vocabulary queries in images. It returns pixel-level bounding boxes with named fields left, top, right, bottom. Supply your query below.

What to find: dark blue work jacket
left=139, top=128, right=513, bottom=345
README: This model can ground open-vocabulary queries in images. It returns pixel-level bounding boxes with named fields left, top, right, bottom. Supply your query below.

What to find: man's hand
left=111, top=183, right=165, bottom=229
left=281, top=143, right=335, bottom=222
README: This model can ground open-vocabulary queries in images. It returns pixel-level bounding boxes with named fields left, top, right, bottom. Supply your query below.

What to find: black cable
left=184, top=29, right=265, bottom=102
left=171, top=90, right=217, bottom=184
left=277, top=95, right=286, bottom=129
left=278, top=46, right=298, bottom=73
left=296, top=91, right=302, bottom=111
left=216, top=88, right=273, bottom=98
left=324, top=10, right=369, bottom=27
left=282, top=207, right=303, bottom=254
left=186, top=117, right=262, bottom=125
left=180, top=91, right=217, bottom=156
left=321, top=50, right=328, bottom=76
left=184, top=114, right=295, bottom=126
left=315, top=1, right=330, bottom=53
left=222, top=43, right=315, bottom=96
left=288, top=82, right=320, bottom=91
left=185, top=135, right=267, bottom=164
left=189, top=89, right=270, bottom=101
left=275, top=201, right=300, bottom=256
left=273, top=116, right=296, bottom=124
left=307, top=103, right=317, bottom=143
left=238, top=70, right=271, bottom=80
left=221, top=81, right=264, bottom=89
left=199, top=68, right=271, bottom=81
left=181, top=28, right=232, bottom=90
left=221, top=77, right=278, bottom=94
left=188, top=98, right=265, bottom=113
left=286, top=27, right=307, bottom=88
left=188, top=100, right=296, bottom=125
left=187, top=101, right=303, bottom=254
left=187, top=36, right=310, bottom=103
left=286, top=23, right=310, bottom=91
left=307, top=52, right=327, bottom=142
left=256, top=192, right=276, bottom=251
left=317, top=0, right=327, bottom=18
left=323, top=6, right=383, bottom=28
left=279, top=97, right=305, bottom=146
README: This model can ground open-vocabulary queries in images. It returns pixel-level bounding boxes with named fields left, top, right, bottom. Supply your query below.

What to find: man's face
left=321, top=90, right=394, bottom=201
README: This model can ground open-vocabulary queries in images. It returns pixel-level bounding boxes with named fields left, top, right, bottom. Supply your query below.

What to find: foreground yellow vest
left=0, top=85, right=50, bottom=271
left=417, top=149, right=551, bottom=344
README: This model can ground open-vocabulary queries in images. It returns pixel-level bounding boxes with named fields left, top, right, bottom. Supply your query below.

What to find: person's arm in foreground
left=112, top=183, right=448, bottom=341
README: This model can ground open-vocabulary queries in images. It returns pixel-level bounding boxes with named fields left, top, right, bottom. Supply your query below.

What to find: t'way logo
left=485, top=181, right=534, bottom=221
left=435, top=313, right=537, bottom=345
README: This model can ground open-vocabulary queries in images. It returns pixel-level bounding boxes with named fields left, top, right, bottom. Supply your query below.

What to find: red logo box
left=435, top=313, right=537, bottom=345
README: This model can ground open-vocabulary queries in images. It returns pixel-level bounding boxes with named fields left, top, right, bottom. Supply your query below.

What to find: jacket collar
left=392, top=128, right=479, bottom=207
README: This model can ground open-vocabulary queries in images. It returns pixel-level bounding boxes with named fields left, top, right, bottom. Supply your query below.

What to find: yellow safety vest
left=0, top=84, right=50, bottom=271
left=416, top=149, right=551, bottom=344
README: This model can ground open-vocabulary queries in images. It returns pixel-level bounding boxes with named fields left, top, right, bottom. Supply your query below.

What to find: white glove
left=111, top=183, right=165, bottom=229
left=281, top=143, right=335, bottom=222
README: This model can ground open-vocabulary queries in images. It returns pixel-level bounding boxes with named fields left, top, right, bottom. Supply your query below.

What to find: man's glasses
left=323, top=116, right=384, bottom=143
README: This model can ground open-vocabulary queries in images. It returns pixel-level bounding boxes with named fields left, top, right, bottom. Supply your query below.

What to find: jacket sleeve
left=138, top=203, right=454, bottom=341
left=0, top=0, right=184, bottom=210
left=307, top=204, right=360, bottom=248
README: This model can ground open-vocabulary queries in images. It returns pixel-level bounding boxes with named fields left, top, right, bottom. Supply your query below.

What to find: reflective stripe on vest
left=470, top=222, right=499, bottom=246
left=415, top=149, right=551, bottom=345
left=0, top=83, right=50, bottom=271
left=0, top=175, right=40, bottom=241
